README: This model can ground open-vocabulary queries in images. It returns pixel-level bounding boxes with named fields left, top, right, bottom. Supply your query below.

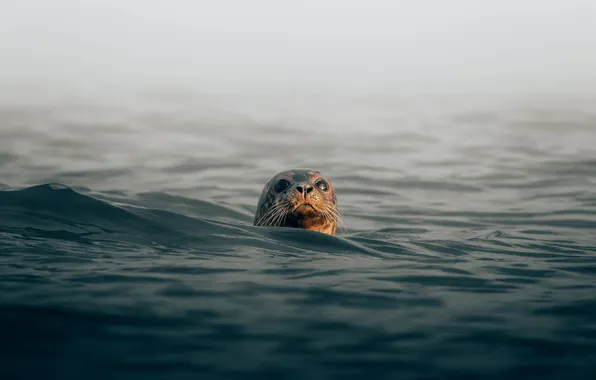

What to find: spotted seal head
left=254, top=169, right=340, bottom=235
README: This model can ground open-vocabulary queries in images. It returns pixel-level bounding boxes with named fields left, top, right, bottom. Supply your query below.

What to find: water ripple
left=1, top=97, right=596, bottom=379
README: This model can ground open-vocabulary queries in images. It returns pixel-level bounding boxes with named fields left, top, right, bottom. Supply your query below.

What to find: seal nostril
left=296, top=185, right=313, bottom=195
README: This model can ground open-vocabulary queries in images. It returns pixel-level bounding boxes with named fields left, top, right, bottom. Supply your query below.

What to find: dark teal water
left=1, top=93, right=596, bottom=379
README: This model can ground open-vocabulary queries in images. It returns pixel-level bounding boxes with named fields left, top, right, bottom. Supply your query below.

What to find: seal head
left=254, top=169, right=339, bottom=235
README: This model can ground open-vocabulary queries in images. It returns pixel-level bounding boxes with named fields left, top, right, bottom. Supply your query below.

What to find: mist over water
left=2, top=0, right=596, bottom=95
left=2, top=1, right=596, bottom=379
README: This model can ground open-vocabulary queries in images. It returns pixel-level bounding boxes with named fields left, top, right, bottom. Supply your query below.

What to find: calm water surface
left=1, top=92, right=595, bottom=379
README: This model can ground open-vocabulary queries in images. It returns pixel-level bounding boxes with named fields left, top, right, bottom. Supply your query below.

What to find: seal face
left=254, top=169, right=339, bottom=235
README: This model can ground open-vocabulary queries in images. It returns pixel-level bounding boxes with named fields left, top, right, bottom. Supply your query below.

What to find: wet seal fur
left=254, top=169, right=342, bottom=236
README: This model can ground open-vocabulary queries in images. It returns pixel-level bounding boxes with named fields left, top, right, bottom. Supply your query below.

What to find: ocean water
left=1, top=91, right=595, bottom=380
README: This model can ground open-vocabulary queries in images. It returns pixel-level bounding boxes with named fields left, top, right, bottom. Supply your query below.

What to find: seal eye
left=315, top=179, right=329, bottom=192
left=274, top=179, right=291, bottom=193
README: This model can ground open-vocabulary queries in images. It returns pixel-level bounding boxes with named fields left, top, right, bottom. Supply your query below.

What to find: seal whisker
left=334, top=212, right=348, bottom=233
left=263, top=207, right=286, bottom=227
left=260, top=201, right=292, bottom=227
left=325, top=206, right=348, bottom=233
left=255, top=208, right=277, bottom=227
left=256, top=202, right=287, bottom=227
left=270, top=205, right=288, bottom=227
left=278, top=201, right=293, bottom=227
left=322, top=208, right=335, bottom=225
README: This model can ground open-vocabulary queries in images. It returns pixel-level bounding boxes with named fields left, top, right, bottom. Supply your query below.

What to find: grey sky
left=1, top=0, right=595, bottom=94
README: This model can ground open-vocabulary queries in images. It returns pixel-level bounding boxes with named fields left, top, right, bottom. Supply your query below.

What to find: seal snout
left=293, top=203, right=316, bottom=215
left=294, top=183, right=314, bottom=199
left=292, top=183, right=318, bottom=213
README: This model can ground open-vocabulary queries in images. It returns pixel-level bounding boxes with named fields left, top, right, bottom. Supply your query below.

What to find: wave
left=0, top=183, right=386, bottom=257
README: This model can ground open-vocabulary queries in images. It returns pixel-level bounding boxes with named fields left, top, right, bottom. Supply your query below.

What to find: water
left=1, top=91, right=595, bottom=379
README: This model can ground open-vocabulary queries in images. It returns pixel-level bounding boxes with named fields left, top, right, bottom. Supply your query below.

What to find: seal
left=254, top=169, right=341, bottom=236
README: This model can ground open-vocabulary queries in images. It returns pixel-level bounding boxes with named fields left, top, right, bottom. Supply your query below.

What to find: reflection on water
left=1, top=92, right=595, bottom=379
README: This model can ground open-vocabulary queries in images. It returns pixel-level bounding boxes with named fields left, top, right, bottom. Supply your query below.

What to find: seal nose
left=295, top=184, right=313, bottom=199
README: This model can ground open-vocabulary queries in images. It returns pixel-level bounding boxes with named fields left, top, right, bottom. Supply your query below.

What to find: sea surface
left=1, top=90, right=595, bottom=379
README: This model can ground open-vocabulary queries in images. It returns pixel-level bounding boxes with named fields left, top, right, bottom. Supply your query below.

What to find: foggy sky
left=1, top=0, right=595, bottom=94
